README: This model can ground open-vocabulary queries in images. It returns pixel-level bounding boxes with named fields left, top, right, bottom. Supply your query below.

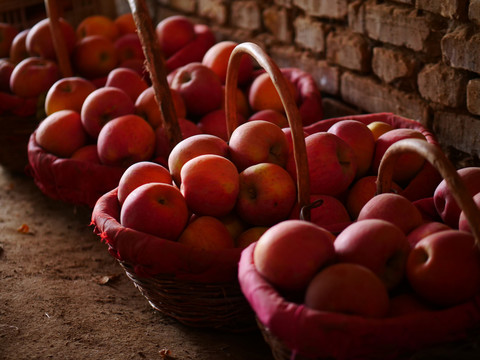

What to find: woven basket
left=238, top=138, right=480, bottom=359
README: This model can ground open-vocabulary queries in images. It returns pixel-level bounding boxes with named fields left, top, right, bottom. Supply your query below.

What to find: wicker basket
left=238, top=138, right=480, bottom=359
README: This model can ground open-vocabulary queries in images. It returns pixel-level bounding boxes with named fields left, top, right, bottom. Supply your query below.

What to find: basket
left=92, top=40, right=312, bottom=331
left=238, top=138, right=480, bottom=359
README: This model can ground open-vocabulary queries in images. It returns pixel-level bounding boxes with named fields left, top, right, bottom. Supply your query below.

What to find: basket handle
left=44, top=0, right=73, bottom=77
left=224, top=42, right=311, bottom=213
left=376, top=138, right=480, bottom=246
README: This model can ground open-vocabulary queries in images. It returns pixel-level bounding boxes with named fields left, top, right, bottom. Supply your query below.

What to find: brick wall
left=146, top=0, right=480, bottom=167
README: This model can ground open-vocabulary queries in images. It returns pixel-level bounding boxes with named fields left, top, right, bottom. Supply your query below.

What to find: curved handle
left=224, top=42, right=310, bottom=211
left=377, top=138, right=480, bottom=246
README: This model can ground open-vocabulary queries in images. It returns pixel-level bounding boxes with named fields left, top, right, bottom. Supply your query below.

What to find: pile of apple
left=251, top=119, right=480, bottom=318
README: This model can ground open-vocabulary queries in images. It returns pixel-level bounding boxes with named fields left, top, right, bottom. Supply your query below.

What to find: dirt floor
left=0, top=165, right=274, bottom=360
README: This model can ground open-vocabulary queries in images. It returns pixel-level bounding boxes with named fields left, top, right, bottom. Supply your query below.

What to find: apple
left=76, top=15, right=119, bottom=41
left=289, top=194, right=351, bottom=234
left=72, top=35, right=118, bottom=79
left=253, top=219, right=336, bottom=292
left=114, top=12, right=137, bottom=36
left=169, top=62, right=223, bottom=118
left=81, top=86, right=135, bottom=139
left=9, top=28, right=30, bottom=64
left=388, top=292, right=433, bottom=317
left=97, top=114, right=156, bottom=167
left=167, top=133, right=230, bottom=186
left=120, top=182, right=189, bottom=240
left=35, top=109, right=88, bottom=158
left=458, top=192, right=480, bottom=234
left=119, top=57, right=149, bottom=83
left=334, top=219, right=410, bottom=290
left=236, top=226, right=269, bottom=249
left=235, top=162, right=296, bottom=226
left=180, top=154, right=239, bottom=217
left=327, top=119, right=375, bottom=178
left=286, top=132, right=357, bottom=197
left=0, top=58, right=14, bottom=92
left=9, top=57, right=61, bottom=98
left=26, top=17, right=77, bottom=61
left=70, top=144, right=101, bottom=164
left=367, top=120, right=394, bottom=141
left=406, top=229, right=480, bottom=307
left=282, top=127, right=309, bottom=156
left=117, top=161, right=173, bottom=205
left=305, top=263, right=390, bottom=318
left=221, top=85, right=250, bottom=119
left=155, top=15, right=196, bottom=58
left=201, top=40, right=253, bottom=85
left=177, top=215, right=235, bottom=251
left=218, top=212, right=247, bottom=241
left=248, top=71, right=297, bottom=113
left=357, top=193, right=424, bottom=235
left=249, top=109, right=288, bottom=128
left=0, top=22, right=19, bottom=58
left=105, top=67, right=149, bottom=103
left=407, top=221, right=451, bottom=247
left=44, top=76, right=96, bottom=116
left=197, top=109, right=246, bottom=142
left=434, top=167, right=480, bottom=228
left=372, top=128, right=427, bottom=185
left=135, top=86, right=186, bottom=129
left=114, top=33, right=145, bottom=64
left=229, top=120, right=290, bottom=172
left=346, top=175, right=403, bottom=220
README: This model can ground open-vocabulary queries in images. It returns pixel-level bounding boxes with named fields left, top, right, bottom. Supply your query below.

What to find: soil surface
left=0, top=166, right=274, bottom=360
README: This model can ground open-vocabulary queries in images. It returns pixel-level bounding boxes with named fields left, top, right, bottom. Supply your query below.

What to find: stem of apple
left=224, top=42, right=311, bottom=214
left=377, top=138, right=480, bottom=247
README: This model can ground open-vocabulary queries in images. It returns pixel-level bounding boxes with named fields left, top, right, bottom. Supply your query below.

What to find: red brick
left=198, top=0, right=227, bottom=24
left=293, top=16, right=328, bottom=53
left=263, top=6, right=292, bottom=43
left=392, top=0, right=414, bottom=4
left=417, top=63, right=468, bottom=107
left=341, top=72, right=429, bottom=124
left=274, top=0, right=292, bottom=7
left=442, top=25, right=480, bottom=74
left=293, top=0, right=349, bottom=19
left=326, top=30, right=370, bottom=72
left=433, top=111, right=480, bottom=157
left=467, top=79, right=480, bottom=116
left=470, top=0, right=480, bottom=24
left=364, top=1, right=443, bottom=55
left=231, top=1, right=262, bottom=30
left=348, top=1, right=365, bottom=33
left=372, top=47, right=416, bottom=84
left=170, top=0, right=196, bottom=13
left=416, top=0, right=468, bottom=20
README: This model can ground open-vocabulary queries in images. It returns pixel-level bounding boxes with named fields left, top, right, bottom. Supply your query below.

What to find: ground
left=0, top=166, right=274, bottom=360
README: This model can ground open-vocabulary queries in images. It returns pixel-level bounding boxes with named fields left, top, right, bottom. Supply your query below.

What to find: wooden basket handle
left=376, top=138, right=480, bottom=246
left=224, top=42, right=310, bottom=212
left=44, top=0, right=73, bottom=77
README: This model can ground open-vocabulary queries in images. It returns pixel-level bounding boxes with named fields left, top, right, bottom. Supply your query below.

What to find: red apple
left=180, top=154, right=239, bottom=217
left=9, top=29, right=30, bottom=64
left=327, top=119, right=375, bottom=178
left=70, top=144, right=100, bottom=164
left=35, top=109, right=87, bottom=158
left=81, top=86, right=135, bottom=139
left=458, top=192, right=480, bottom=234
left=117, top=161, right=173, bottom=205
left=197, top=109, right=246, bottom=142
left=253, top=219, right=336, bottom=292
left=44, top=76, right=96, bottom=116
left=236, top=226, right=269, bottom=249
left=97, top=114, right=156, bottom=167
left=305, top=263, right=390, bottom=318
left=235, top=162, right=296, bottom=226
left=120, top=182, right=189, bottom=240
left=9, top=57, right=61, bottom=98
left=0, top=22, right=19, bottom=58
left=286, top=132, right=357, bottom=197
left=248, top=71, right=297, bottom=113
left=434, top=167, right=480, bottom=228
left=388, top=292, right=433, bottom=317
left=114, top=33, right=145, bottom=64
left=155, top=15, right=196, bottom=58
left=229, top=120, right=290, bottom=172
left=105, top=67, right=149, bottom=103
left=169, top=62, right=223, bottom=118
left=167, top=134, right=230, bottom=186
left=367, top=120, right=394, bottom=141
left=72, top=35, right=118, bottom=79
left=357, top=193, right=424, bottom=235
left=334, top=219, right=410, bottom=290
left=76, top=15, right=119, bottom=42
left=0, top=58, right=14, bottom=92
left=406, top=229, right=480, bottom=307
left=114, top=13, right=137, bottom=36
left=249, top=109, right=288, bottom=128
left=177, top=215, right=235, bottom=251
left=218, top=212, right=247, bottom=241
left=407, top=221, right=451, bottom=247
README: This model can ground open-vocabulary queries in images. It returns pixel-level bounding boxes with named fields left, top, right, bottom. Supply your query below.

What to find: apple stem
left=127, top=0, right=183, bottom=151
left=225, top=42, right=311, bottom=211
left=377, top=138, right=480, bottom=247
